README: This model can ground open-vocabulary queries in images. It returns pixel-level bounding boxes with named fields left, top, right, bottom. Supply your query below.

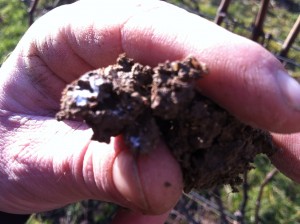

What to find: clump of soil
left=56, top=54, right=277, bottom=192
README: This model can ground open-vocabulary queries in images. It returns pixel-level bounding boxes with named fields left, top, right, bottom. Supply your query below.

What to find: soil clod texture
left=56, top=54, right=277, bottom=192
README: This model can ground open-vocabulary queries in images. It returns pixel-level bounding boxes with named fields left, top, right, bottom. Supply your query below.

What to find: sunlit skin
left=1, top=1, right=300, bottom=223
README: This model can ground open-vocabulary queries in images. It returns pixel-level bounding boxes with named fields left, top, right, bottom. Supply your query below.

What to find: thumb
left=0, top=111, right=182, bottom=214
left=271, top=133, right=300, bottom=183
left=90, top=136, right=183, bottom=214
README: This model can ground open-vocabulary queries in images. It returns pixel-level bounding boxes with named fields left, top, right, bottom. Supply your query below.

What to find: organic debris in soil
left=56, top=54, right=277, bottom=192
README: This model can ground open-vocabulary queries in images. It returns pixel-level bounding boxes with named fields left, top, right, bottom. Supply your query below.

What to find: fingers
left=0, top=111, right=95, bottom=213
left=3, top=0, right=300, bottom=133
left=12, top=0, right=161, bottom=82
left=112, top=137, right=182, bottom=214
left=0, top=0, right=169, bottom=114
left=88, top=137, right=182, bottom=214
left=271, top=133, right=300, bottom=183
left=0, top=111, right=182, bottom=214
left=119, top=2, right=300, bottom=134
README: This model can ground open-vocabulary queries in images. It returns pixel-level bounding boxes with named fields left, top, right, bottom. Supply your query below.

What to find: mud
left=56, top=54, right=277, bottom=192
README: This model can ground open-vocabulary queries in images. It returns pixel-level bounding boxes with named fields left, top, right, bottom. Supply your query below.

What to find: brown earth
left=56, top=54, right=277, bottom=192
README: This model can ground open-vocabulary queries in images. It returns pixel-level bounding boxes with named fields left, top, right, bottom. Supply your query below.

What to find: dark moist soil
left=56, top=54, right=277, bottom=192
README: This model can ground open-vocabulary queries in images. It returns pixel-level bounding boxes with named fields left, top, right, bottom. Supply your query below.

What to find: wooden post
left=251, top=0, right=270, bottom=42
left=28, top=0, right=40, bottom=26
left=214, top=0, right=231, bottom=25
left=279, top=15, right=300, bottom=57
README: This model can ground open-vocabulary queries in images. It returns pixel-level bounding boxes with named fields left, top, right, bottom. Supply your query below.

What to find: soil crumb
left=56, top=54, right=277, bottom=192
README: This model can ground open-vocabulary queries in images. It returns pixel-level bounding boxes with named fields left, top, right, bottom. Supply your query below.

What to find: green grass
left=27, top=200, right=118, bottom=224
left=0, top=0, right=28, bottom=64
left=220, top=155, right=300, bottom=223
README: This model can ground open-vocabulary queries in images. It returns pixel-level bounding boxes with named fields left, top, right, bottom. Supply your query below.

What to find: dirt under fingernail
left=56, top=53, right=277, bottom=192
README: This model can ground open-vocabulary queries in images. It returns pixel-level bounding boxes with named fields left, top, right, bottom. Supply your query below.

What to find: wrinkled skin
left=1, top=0, right=300, bottom=223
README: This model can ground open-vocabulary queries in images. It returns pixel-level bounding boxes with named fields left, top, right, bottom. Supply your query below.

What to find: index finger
left=4, top=0, right=300, bottom=133
left=119, top=2, right=300, bottom=134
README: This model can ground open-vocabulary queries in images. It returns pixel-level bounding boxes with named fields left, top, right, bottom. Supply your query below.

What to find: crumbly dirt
left=56, top=54, right=277, bottom=192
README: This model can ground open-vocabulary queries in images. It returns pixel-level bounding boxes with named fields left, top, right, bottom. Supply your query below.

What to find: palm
left=0, top=1, right=300, bottom=223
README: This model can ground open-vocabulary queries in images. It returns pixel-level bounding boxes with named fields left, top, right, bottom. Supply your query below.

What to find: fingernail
left=112, top=150, right=149, bottom=211
left=277, top=70, right=300, bottom=110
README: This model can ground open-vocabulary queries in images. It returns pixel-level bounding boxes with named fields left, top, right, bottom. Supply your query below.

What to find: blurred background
left=0, top=0, right=299, bottom=223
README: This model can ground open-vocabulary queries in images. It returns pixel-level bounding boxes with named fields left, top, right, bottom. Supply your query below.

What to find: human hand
left=1, top=0, right=300, bottom=223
